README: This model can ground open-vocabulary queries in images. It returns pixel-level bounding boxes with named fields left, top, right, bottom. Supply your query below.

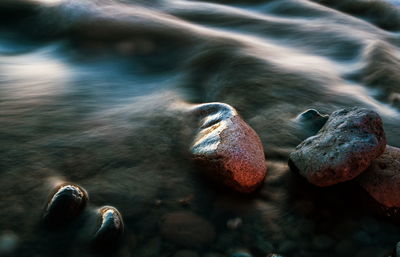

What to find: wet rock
left=227, top=217, right=242, bottom=230
left=230, top=251, right=253, bottom=257
left=295, top=109, right=329, bottom=135
left=92, top=206, right=124, bottom=250
left=160, top=211, right=216, bottom=248
left=289, top=107, right=386, bottom=186
left=43, top=183, right=88, bottom=227
left=173, top=250, right=200, bottom=257
left=190, top=102, right=267, bottom=193
left=359, top=146, right=400, bottom=208
left=0, top=231, right=18, bottom=256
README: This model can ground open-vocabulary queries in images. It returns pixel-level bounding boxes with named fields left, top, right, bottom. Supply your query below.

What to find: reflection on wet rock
left=0, top=231, right=18, bottom=256
left=190, top=103, right=267, bottom=193
left=295, top=109, right=329, bottom=135
left=43, top=183, right=88, bottom=228
left=92, top=206, right=124, bottom=250
left=359, top=146, right=400, bottom=209
left=160, top=211, right=216, bottom=248
left=289, top=108, right=386, bottom=186
left=230, top=251, right=253, bottom=257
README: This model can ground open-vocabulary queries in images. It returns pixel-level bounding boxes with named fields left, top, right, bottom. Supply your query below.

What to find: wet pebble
left=359, top=145, right=400, bottom=208
left=190, top=102, right=267, bottom=193
left=160, top=211, right=216, bottom=248
left=43, top=183, right=88, bottom=227
left=295, top=109, right=329, bottom=135
left=229, top=251, right=252, bottom=257
left=92, top=206, right=124, bottom=250
left=289, top=107, right=386, bottom=186
left=0, top=231, right=18, bottom=256
left=227, top=217, right=242, bottom=230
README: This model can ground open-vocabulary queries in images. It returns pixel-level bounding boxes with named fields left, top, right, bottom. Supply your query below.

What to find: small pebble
left=227, top=217, right=242, bottom=230
left=92, top=206, right=124, bottom=250
left=43, top=183, right=88, bottom=227
left=0, top=231, right=18, bottom=255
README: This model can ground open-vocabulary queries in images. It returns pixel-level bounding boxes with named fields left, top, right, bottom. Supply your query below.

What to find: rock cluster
left=289, top=107, right=400, bottom=210
left=190, top=102, right=267, bottom=193
left=43, top=183, right=125, bottom=250
left=289, top=108, right=386, bottom=187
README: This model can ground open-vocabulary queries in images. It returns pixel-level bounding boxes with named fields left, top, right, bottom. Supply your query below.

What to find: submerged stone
left=190, top=102, right=267, bottom=193
left=359, top=145, right=400, bottom=208
left=160, top=211, right=216, bottom=248
left=92, top=206, right=124, bottom=250
left=43, top=183, right=88, bottom=227
left=289, top=107, right=386, bottom=186
left=295, top=109, right=329, bottom=135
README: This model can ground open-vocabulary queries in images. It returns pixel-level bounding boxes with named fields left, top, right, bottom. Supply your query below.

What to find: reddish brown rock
left=190, top=103, right=267, bottom=193
left=160, top=211, right=216, bottom=248
left=359, top=145, right=400, bottom=208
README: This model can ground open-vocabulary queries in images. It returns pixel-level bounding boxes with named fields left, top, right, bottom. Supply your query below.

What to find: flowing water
left=1, top=0, right=400, bottom=256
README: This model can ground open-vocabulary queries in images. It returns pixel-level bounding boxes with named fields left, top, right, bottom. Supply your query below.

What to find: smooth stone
left=173, top=250, right=200, bottom=257
left=160, top=211, right=216, bottom=248
left=43, top=183, right=88, bottom=227
left=295, top=109, right=329, bottom=134
left=226, top=217, right=242, bottom=230
left=0, top=231, right=18, bottom=255
left=358, top=146, right=400, bottom=208
left=190, top=102, right=267, bottom=193
left=230, top=252, right=252, bottom=257
left=92, top=206, right=124, bottom=250
left=289, top=107, right=386, bottom=186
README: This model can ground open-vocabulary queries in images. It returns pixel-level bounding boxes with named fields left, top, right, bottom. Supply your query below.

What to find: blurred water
left=1, top=0, right=400, bottom=257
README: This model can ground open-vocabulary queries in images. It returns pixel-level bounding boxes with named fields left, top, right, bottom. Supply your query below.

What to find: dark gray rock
left=289, top=108, right=386, bottom=186
left=190, top=102, right=267, bottom=193
left=359, top=145, right=400, bottom=208
left=92, top=206, right=124, bottom=250
left=160, top=211, right=216, bottom=248
left=43, top=183, right=88, bottom=227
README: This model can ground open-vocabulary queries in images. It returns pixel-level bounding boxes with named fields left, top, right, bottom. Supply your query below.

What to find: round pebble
left=43, top=183, right=88, bottom=227
left=92, top=206, right=124, bottom=250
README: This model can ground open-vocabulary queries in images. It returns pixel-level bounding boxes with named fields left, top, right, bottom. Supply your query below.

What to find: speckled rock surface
left=289, top=108, right=386, bottom=186
left=359, top=145, right=400, bottom=208
left=160, top=211, right=216, bottom=248
left=190, top=103, right=267, bottom=193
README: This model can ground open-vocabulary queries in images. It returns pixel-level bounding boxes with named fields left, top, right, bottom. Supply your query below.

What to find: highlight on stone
left=190, top=102, right=267, bottom=193
left=43, top=183, right=88, bottom=228
left=92, top=206, right=124, bottom=250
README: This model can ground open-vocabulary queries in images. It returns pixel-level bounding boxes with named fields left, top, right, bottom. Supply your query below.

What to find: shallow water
left=1, top=0, right=400, bottom=256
